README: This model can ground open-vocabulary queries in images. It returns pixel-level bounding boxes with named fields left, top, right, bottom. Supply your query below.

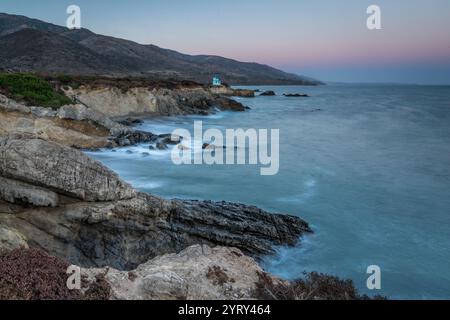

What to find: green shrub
left=0, top=73, right=73, bottom=109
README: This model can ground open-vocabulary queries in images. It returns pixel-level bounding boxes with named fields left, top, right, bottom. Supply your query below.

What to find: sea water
left=87, top=84, right=450, bottom=299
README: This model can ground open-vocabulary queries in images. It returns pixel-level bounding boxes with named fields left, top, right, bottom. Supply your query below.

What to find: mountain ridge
left=0, top=12, right=321, bottom=85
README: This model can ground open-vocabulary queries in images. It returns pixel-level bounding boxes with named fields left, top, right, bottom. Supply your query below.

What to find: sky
left=1, top=0, right=450, bottom=84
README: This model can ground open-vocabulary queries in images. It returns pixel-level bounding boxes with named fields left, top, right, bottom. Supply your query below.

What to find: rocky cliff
left=62, top=83, right=245, bottom=119
left=0, top=79, right=246, bottom=149
left=0, top=81, right=316, bottom=300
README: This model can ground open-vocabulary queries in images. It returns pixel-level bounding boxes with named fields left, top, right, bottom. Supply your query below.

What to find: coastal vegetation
left=255, top=272, right=387, bottom=300
left=0, top=73, right=73, bottom=109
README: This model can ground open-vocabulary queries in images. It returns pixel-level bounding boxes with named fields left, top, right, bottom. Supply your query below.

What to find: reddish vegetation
left=255, top=272, right=386, bottom=300
left=0, top=248, right=110, bottom=300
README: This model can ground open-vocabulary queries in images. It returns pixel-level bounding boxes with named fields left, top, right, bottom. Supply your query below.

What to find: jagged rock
left=114, top=130, right=157, bottom=146
left=0, top=136, right=135, bottom=201
left=0, top=191, right=311, bottom=270
left=82, top=245, right=274, bottom=300
left=0, top=176, right=59, bottom=207
left=0, top=226, right=28, bottom=253
left=171, top=200, right=311, bottom=256
left=214, top=97, right=246, bottom=111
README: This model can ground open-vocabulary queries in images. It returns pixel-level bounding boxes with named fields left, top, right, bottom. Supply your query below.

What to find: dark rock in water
left=126, top=150, right=133, bottom=154
left=214, top=97, right=246, bottom=111
left=245, top=106, right=252, bottom=110
left=260, top=91, right=276, bottom=96
left=117, top=118, right=144, bottom=126
left=158, top=134, right=182, bottom=145
left=283, top=93, right=310, bottom=97
left=148, top=145, right=156, bottom=150
left=141, top=152, right=150, bottom=157
left=114, top=130, right=158, bottom=147
left=156, top=142, right=168, bottom=150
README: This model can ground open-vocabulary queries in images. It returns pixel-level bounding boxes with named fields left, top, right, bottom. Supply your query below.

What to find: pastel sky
left=1, top=0, right=450, bottom=84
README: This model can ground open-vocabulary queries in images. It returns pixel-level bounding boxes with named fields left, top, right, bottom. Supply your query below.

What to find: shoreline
left=0, top=75, right=384, bottom=300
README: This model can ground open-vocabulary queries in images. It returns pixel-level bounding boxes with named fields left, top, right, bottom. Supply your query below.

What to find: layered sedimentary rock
left=63, top=84, right=246, bottom=119
left=0, top=137, right=311, bottom=271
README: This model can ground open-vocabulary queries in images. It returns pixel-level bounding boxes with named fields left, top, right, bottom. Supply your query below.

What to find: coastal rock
left=117, top=118, right=144, bottom=126
left=156, top=142, right=168, bottom=150
left=63, top=85, right=245, bottom=118
left=158, top=133, right=182, bottom=145
left=82, top=245, right=273, bottom=300
left=0, top=176, right=59, bottom=207
left=0, top=137, right=311, bottom=271
left=209, top=86, right=255, bottom=98
left=0, top=136, right=136, bottom=201
left=260, top=91, right=276, bottom=96
left=56, top=104, right=130, bottom=136
left=214, top=97, right=246, bottom=111
left=0, top=94, right=115, bottom=149
left=0, top=226, right=28, bottom=253
left=114, top=130, right=158, bottom=147
left=0, top=94, right=31, bottom=114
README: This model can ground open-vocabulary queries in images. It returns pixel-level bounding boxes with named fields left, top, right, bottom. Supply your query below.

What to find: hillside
left=0, top=12, right=321, bottom=85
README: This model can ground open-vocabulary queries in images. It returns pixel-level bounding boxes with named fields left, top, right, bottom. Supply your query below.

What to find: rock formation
left=0, top=136, right=311, bottom=271
left=82, top=245, right=275, bottom=300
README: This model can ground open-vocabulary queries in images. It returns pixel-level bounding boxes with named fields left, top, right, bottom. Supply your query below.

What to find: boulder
left=0, top=136, right=136, bottom=201
left=82, top=245, right=273, bottom=300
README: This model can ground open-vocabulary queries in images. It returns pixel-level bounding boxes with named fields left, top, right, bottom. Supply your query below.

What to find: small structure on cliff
left=212, top=75, right=221, bottom=86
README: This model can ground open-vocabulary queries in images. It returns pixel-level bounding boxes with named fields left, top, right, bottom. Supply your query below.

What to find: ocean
left=87, top=84, right=450, bottom=299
